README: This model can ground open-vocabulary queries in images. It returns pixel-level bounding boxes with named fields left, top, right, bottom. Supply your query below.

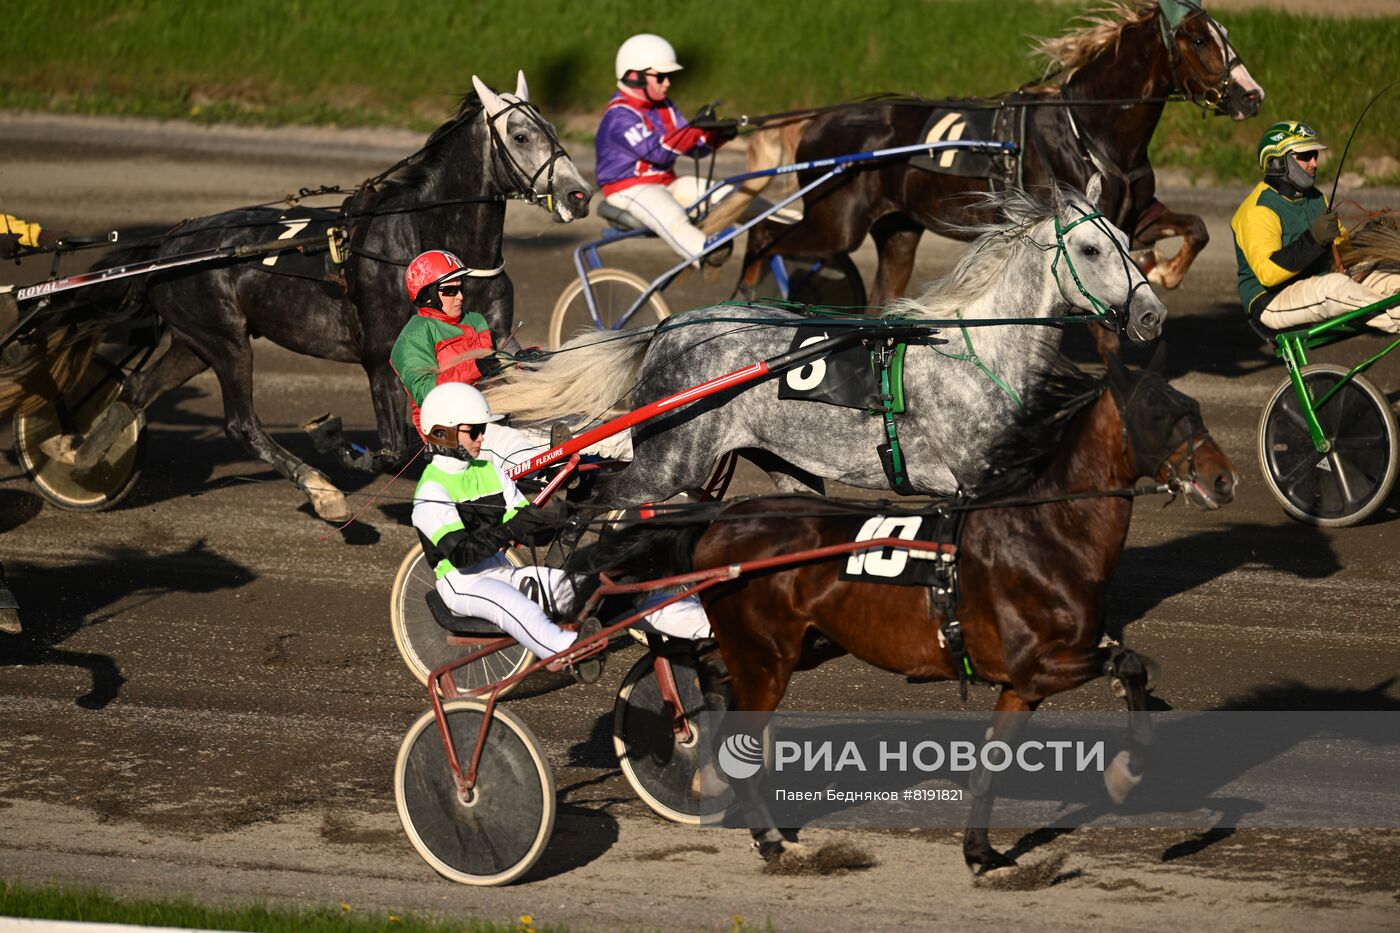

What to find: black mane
left=382, top=91, right=484, bottom=192
left=969, top=358, right=1106, bottom=499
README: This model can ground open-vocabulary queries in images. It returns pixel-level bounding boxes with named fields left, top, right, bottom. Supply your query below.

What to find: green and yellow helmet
left=1257, top=121, right=1328, bottom=171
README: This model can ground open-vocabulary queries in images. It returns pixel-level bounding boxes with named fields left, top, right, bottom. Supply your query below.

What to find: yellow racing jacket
left=1231, top=181, right=1335, bottom=317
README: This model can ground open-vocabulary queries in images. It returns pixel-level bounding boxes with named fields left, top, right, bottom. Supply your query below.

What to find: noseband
left=1159, top=2, right=1242, bottom=115
left=484, top=98, right=572, bottom=212
left=1109, top=369, right=1210, bottom=498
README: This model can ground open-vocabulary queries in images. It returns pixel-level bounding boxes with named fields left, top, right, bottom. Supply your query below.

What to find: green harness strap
left=874, top=341, right=917, bottom=495
left=931, top=313, right=1025, bottom=409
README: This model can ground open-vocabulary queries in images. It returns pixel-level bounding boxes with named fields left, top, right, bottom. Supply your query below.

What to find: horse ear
left=1147, top=340, right=1168, bottom=374
left=515, top=70, right=530, bottom=102
left=1085, top=173, right=1104, bottom=209
left=472, top=75, right=504, bottom=118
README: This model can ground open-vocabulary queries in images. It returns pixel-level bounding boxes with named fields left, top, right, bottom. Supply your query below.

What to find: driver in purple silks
left=595, top=33, right=739, bottom=266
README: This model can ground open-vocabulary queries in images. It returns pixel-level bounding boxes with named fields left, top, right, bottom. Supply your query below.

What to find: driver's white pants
left=436, top=557, right=710, bottom=659
left=1259, top=270, right=1400, bottom=333
left=604, top=177, right=732, bottom=263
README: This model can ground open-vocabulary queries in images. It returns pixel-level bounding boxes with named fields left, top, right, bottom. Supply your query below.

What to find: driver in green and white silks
left=1231, top=120, right=1400, bottom=333
left=411, top=383, right=710, bottom=674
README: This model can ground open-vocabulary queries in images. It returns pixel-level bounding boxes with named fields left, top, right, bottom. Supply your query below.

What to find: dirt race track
left=0, top=114, right=1398, bottom=930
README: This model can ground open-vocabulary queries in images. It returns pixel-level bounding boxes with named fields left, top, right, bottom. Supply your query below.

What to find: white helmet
left=420, top=382, right=504, bottom=443
left=615, top=34, right=683, bottom=81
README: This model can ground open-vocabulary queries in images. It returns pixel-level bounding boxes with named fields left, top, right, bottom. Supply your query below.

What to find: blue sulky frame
left=571, top=139, right=1019, bottom=330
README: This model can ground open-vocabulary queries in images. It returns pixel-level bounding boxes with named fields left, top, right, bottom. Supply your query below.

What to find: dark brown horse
left=584, top=352, right=1236, bottom=873
left=714, top=0, right=1263, bottom=306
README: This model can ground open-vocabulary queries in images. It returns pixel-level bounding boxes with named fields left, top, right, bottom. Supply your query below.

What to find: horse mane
left=1030, top=1, right=1157, bottom=74
left=886, top=186, right=1058, bottom=319
left=381, top=91, right=485, bottom=191
left=969, top=359, right=1106, bottom=499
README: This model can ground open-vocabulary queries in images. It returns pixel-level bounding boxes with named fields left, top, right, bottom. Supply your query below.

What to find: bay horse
left=713, top=0, right=1264, bottom=306
left=580, top=350, right=1236, bottom=874
left=61, top=73, right=589, bottom=521
left=488, top=178, right=1165, bottom=505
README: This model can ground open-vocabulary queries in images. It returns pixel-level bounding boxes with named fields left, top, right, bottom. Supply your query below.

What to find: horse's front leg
left=1132, top=202, right=1209, bottom=291
left=364, top=360, right=414, bottom=473
left=1103, top=646, right=1155, bottom=804
left=963, top=686, right=1038, bottom=875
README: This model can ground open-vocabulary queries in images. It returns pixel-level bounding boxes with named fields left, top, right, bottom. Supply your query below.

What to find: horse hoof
left=753, top=839, right=787, bottom=861
left=299, top=471, right=350, bottom=522
left=690, top=762, right=728, bottom=801
left=38, top=433, right=81, bottom=465
left=966, top=850, right=1017, bottom=876
left=1105, top=749, right=1143, bottom=804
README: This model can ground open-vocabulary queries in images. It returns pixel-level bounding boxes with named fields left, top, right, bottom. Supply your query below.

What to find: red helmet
left=405, top=250, right=469, bottom=304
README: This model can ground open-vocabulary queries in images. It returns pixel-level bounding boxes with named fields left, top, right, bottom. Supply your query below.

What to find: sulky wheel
left=1257, top=363, right=1400, bottom=527
left=394, top=699, right=555, bottom=886
left=14, top=357, right=145, bottom=511
left=390, top=545, right=534, bottom=696
left=752, top=254, right=867, bottom=309
left=613, top=650, right=733, bottom=824
left=548, top=268, right=670, bottom=349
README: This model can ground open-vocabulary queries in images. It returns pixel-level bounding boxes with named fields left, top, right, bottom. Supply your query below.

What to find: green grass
left=1, top=0, right=1397, bottom=183
left=0, top=878, right=560, bottom=933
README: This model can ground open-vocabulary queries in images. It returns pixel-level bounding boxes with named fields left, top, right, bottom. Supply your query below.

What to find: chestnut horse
left=711, top=0, right=1264, bottom=306
left=582, top=352, right=1236, bottom=873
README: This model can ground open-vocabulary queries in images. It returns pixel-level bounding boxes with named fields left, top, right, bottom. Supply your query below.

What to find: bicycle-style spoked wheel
left=389, top=546, right=534, bottom=695
left=15, top=357, right=145, bottom=511
left=548, top=268, right=670, bottom=349
left=613, top=651, right=733, bottom=825
left=395, top=699, right=556, bottom=886
left=1258, top=363, right=1399, bottom=526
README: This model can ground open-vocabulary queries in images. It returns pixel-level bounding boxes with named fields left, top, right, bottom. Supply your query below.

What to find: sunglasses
left=437, top=284, right=463, bottom=297
left=429, top=423, right=487, bottom=444
left=646, top=71, right=675, bottom=82
left=462, top=424, right=487, bottom=440
left=1292, top=150, right=1319, bottom=163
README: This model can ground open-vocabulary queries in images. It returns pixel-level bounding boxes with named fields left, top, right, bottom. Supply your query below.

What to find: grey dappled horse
left=74, top=73, right=589, bottom=521
left=488, top=176, right=1165, bottom=505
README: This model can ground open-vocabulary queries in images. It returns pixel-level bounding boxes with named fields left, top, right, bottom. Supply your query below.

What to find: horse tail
left=698, top=117, right=811, bottom=235
left=566, top=506, right=722, bottom=581
left=485, top=324, right=658, bottom=423
left=1339, top=215, right=1400, bottom=275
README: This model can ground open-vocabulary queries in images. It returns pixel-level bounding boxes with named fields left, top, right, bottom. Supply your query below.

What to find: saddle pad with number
left=248, top=207, right=345, bottom=289
left=837, top=510, right=959, bottom=586
left=909, top=104, right=1016, bottom=180
left=776, top=324, right=883, bottom=410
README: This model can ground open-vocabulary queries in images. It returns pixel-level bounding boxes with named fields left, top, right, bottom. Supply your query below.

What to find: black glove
left=506, top=498, right=570, bottom=546
left=1309, top=211, right=1340, bottom=245
left=692, top=101, right=720, bottom=124
left=37, top=228, right=72, bottom=249
left=475, top=354, right=503, bottom=379
left=707, top=122, right=740, bottom=144
left=0, top=234, right=20, bottom=259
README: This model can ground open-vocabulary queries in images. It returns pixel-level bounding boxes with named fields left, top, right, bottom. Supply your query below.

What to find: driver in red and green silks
left=391, top=249, right=503, bottom=439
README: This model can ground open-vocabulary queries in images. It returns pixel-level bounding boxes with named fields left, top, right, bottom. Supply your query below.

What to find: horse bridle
left=1159, top=2, right=1242, bottom=115
left=483, top=98, right=572, bottom=213
left=1049, top=204, right=1153, bottom=334
left=1107, top=365, right=1210, bottom=499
